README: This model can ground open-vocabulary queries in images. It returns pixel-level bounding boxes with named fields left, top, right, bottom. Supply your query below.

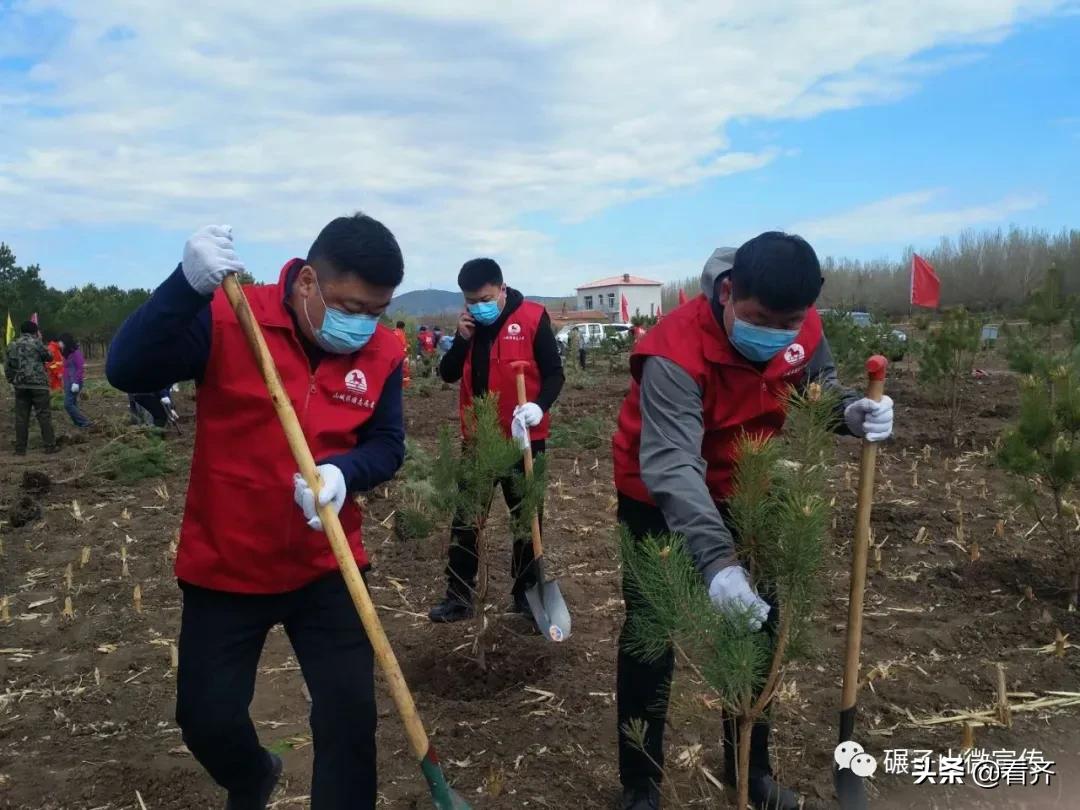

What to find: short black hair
left=419, top=325, right=427, bottom=332
left=307, top=212, right=404, bottom=288
left=458, top=258, right=503, bottom=292
left=729, top=231, right=823, bottom=311
left=395, top=320, right=406, bottom=329
left=20, top=320, right=38, bottom=335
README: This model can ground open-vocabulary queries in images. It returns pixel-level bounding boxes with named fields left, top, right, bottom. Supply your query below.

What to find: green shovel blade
left=421, top=746, right=472, bottom=810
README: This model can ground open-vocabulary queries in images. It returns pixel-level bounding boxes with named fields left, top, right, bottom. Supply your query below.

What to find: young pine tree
left=998, top=266, right=1080, bottom=608
left=426, top=395, right=547, bottom=668
left=619, top=386, right=835, bottom=808
left=917, top=307, right=982, bottom=438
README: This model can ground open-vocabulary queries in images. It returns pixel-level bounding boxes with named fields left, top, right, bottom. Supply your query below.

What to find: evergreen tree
left=998, top=266, right=1080, bottom=608
left=412, top=395, right=546, bottom=667
left=917, top=307, right=982, bottom=436
left=619, top=386, right=835, bottom=807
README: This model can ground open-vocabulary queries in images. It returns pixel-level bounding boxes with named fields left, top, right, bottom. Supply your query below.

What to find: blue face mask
left=468, top=300, right=501, bottom=326
left=305, top=280, right=379, bottom=354
left=729, top=317, right=799, bottom=363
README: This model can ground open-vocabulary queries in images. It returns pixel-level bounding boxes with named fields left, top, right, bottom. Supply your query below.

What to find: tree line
left=5, top=225, right=1080, bottom=358
left=662, top=226, right=1080, bottom=317
left=1, top=243, right=151, bottom=359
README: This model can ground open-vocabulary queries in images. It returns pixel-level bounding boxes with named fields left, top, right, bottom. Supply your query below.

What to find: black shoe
left=621, top=784, right=661, bottom=810
left=746, top=773, right=800, bottom=810
left=509, top=591, right=532, bottom=617
left=428, top=595, right=474, bottom=623
left=43, top=446, right=60, bottom=455
left=15, top=450, right=26, bottom=457
left=225, top=752, right=282, bottom=810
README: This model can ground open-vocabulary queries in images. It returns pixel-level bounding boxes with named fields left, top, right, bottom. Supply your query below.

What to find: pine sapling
left=917, top=307, right=982, bottom=438
left=424, top=395, right=542, bottom=668
left=999, top=267, right=1080, bottom=608
left=620, top=387, right=835, bottom=807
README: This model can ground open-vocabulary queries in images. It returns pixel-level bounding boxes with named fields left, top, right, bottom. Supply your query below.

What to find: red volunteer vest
left=176, top=261, right=404, bottom=594
left=613, top=295, right=822, bottom=504
left=459, top=300, right=551, bottom=440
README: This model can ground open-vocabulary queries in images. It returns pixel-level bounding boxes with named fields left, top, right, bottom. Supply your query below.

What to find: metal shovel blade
left=835, top=766, right=868, bottom=810
left=421, top=748, right=472, bottom=810
left=834, top=707, right=868, bottom=810
left=525, top=579, right=571, bottom=642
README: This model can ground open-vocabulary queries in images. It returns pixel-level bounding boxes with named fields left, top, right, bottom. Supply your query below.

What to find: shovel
left=221, top=276, right=470, bottom=810
left=510, top=361, right=572, bottom=642
left=835, top=355, right=888, bottom=810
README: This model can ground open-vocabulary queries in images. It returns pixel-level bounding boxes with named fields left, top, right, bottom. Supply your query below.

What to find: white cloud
left=0, top=0, right=1069, bottom=290
left=789, top=188, right=1046, bottom=243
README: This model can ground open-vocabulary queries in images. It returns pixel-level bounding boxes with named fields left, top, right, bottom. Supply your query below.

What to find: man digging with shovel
left=107, top=215, right=406, bottom=810
left=611, top=232, right=895, bottom=810
left=428, top=257, right=565, bottom=628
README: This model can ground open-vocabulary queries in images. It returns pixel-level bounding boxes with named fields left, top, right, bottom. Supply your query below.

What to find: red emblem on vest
left=345, top=369, right=368, bottom=393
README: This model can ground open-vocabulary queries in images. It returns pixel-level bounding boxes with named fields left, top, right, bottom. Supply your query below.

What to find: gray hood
left=700, top=247, right=737, bottom=297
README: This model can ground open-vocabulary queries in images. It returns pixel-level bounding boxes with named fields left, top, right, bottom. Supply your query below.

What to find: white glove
left=510, top=414, right=531, bottom=450
left=70, top=383, right=80, bottom=393
left=708, top=566, right=771, bottom=632
left=182, top=225, right=246, bottom=295
left=513, top=402, right=543, bottom=427
left=844, top=395, right=894, bottom=442
left=292, top=463, right=347, bottom=532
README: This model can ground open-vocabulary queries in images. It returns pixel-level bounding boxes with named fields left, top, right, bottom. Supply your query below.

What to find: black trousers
left=616, top=492, right=776, bottom=790
left=445, top=440, right=545, bottom=601
left=176, top=573, right=376, bottom=810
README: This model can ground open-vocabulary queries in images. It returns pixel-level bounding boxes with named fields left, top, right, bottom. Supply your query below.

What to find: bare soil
left=2, top=356, right=1079, bottom=809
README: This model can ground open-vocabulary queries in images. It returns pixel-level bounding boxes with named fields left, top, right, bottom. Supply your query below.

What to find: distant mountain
left=390, top=288, right=574, bottom=317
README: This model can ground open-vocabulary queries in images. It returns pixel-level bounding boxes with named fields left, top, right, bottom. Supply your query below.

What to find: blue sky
left=1, top=1, right=1078, bottom=296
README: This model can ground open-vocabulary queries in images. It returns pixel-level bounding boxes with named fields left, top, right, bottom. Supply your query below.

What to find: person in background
left=106, top=214, right=406, bottom=810
left=436, top=328, right=454, bottom=363
left=611, top=233, right=894, bottom=810
left=4, top=321, right=58, bottom=456
left=59, top=333, right=92, bottom=428
left=128, top=389, right=177, bottom=429
left=46, top=338, right=64, bottom=391
left=417, top=325, right=436, bottom=358
left=429, top=258, right=564, bottom=624
left=393, top=320, right=411, bottom=389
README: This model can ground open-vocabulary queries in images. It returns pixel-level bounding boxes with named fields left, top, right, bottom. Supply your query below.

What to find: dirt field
left=2, top=351, right=1079, bottom=809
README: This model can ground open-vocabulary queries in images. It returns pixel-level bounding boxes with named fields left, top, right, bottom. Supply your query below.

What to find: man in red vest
left=611, top=233, right=894, bottom=810
left=428, top=258, right=564, bottom=624
left=106, top=214, right=406, bottom=810
left=417, top=325, right=436, bottom=356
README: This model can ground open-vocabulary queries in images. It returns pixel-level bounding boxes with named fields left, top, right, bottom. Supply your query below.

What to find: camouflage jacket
left=4, top=334, right=51, bottom=389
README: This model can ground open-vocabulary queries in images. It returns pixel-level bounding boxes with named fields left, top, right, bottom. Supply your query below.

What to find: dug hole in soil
left=1, top=358, right=1079, bottom=809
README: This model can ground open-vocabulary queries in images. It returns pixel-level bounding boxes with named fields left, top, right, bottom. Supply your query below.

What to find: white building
left=576, top=273, right=663, bottom=321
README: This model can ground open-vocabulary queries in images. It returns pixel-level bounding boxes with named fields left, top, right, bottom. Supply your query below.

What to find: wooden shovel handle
left=221, top=275, right=430, bottom=760
left=840, top=355, right=887, bottom=710
left=510, top=361, right=543, bottom=558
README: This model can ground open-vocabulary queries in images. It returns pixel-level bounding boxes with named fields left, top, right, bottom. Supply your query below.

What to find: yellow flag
left=4, top=313, right=14, bottom=347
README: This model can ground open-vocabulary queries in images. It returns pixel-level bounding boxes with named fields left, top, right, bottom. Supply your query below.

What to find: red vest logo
left=507, top=323, right=522, bottom=335
left=783, top=343, right=805, bottom=365
left=345, top=369, right=368, bottom=393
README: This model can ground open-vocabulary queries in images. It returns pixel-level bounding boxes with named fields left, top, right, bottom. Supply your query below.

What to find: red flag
left=678, top=288, right=687, bottom=306
left=911, top=254, right=940, bottom=308
left=620, top=294, right=630, bottom=322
